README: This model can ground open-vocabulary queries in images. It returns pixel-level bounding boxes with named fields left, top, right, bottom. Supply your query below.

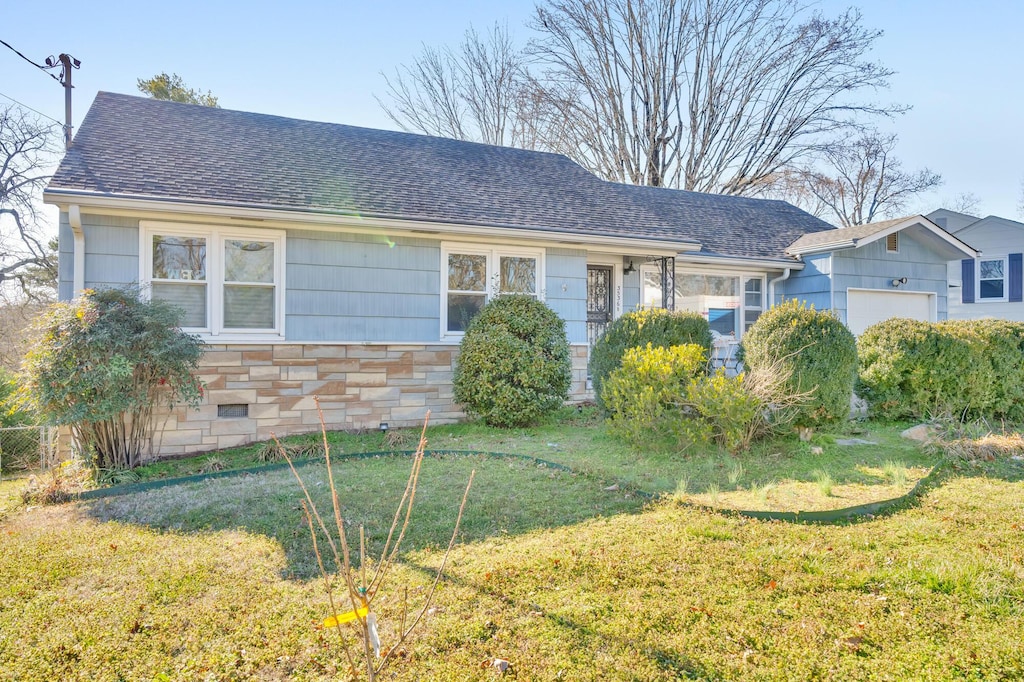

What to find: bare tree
left=947, top=192, right=981, bottom=217
left=528, top=0, right=902, bottom=193
left=1017, top=176, right=1023, bottom=220
left=788, top=132, right=942, bottom=227
left=378, top=23, right=529, bottom=147
left=0, top=104, right=58, bottom=298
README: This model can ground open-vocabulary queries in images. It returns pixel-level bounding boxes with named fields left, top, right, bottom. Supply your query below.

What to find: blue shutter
left=961, top=259, right=975, bottom=304
left=1010, top=253, right=1023, bottom=303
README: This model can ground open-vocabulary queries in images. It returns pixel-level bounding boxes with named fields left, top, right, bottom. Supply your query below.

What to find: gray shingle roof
left=786, top=216, right=910, bottom=253
left=49, top=92, right=835, bottom=260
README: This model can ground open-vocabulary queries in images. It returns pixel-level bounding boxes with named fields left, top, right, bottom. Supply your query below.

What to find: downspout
left=69, top=204, right=85, bottom=295
left=768, top=267, right=792, bottom=308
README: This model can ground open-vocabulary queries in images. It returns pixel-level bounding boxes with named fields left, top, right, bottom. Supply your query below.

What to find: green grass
left=132, top=408, right=940, bottom=512
left=3, top=412, right=1019, bottom=680
left=1, top=452, right=1022, bottom=680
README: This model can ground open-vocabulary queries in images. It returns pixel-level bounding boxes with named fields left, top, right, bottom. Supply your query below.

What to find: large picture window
left=142, top=223, right=285, bottom=337
left=442, top=244, right=542, bottom=335
left=642, top=267, right=764, bottom=339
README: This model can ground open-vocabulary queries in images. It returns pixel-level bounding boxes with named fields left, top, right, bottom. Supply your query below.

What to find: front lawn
left=2, top=412, right=1020, bottom=680
left=132, top=408, right=939, bottom=513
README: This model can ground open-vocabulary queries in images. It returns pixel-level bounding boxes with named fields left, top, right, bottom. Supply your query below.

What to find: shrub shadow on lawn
left=82, top=452, right=647, bottom=580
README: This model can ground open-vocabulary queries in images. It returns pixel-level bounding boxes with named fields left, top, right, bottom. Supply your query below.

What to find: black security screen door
left=587, top=265, right=613, bottom=346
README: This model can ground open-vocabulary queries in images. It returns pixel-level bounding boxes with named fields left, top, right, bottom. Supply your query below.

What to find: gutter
left=69, top=204, right=85, bottom=295
left=767, top=267, right=792, bottom=308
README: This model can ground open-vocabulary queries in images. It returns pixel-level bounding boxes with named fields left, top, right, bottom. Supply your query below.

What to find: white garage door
left=846, top=289, right=934, bottom=336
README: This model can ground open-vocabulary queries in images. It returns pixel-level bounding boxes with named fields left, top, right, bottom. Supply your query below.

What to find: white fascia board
left=851, top=216, right=980, bottom=259
left=43, top=189, right=698, bottom=256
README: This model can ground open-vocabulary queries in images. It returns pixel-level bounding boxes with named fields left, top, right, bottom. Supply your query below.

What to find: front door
left=587, top=265, right=614, bottom=346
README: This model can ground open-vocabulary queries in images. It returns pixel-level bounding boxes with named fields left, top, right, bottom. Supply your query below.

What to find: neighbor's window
left=442, top=244, right=542, bottom=334
left=143, top=223, right=284, bottom=336
left=979, top=257, right=1006, bottom=300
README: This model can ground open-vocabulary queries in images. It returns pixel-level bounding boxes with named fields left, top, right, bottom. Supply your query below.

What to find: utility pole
left=45, top=53, right=80, bottom=150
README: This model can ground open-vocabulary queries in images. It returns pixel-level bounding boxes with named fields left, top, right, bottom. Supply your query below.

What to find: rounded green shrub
left=974, top=319, right=1024, bottom=421
left=453, top=295, right=571, bottom=427
left=589, top=308, right=712, bottom=410
left=858, top=317, right=1024, bottom=421
left=739, top=299, right=857, bottom=427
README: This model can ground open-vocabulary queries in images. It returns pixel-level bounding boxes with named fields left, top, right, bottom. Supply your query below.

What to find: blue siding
left=780, top=254, right=831, bottom=310
left=60, top=214, right=610, bottom=345
left=286, top=231, right=441, bottom=342
left=58, top=213, right=140, bottom=300
left=831, top=234, right=949, bottom=324
left=546, top=248, right=587, bottom=344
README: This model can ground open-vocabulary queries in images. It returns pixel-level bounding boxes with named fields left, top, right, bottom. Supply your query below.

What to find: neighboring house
left=929, top=209, right=1024, bottom=321
left=43, top=93, right=977, bottom=457
left=784, top=215, right=979, bottom=335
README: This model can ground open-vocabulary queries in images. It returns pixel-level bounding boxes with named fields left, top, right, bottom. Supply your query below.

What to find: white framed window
left=978, top=257, right=1007, bottom=301
left=743, top=277, right=764, bottom=332
left=441, top=243, right=543, bottom=336
left=141, top=222, right=286, bottom=338
left=641, top=266, right=765, bottom=339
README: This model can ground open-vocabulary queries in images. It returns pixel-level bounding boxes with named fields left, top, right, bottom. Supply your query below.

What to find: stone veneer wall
left=149, top=343, right=591, bottom=459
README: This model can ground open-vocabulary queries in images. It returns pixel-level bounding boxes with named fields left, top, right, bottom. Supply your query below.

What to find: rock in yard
left=836, top=438, right=878, bottom=446
left=810, top=446, right=824, bottom=455
left=901, top=424, right=934, bottom=443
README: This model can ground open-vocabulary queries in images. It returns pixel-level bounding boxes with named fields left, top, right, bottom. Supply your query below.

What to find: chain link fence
left=0, top=425, right=58, bottom=479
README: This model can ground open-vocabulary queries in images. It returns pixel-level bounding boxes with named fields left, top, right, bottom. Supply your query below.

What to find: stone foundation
left=148, top=343, right=591, bottom=459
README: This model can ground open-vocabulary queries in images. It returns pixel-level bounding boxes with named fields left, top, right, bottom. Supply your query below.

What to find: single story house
left=44, top=93, right=978, bottom=456
left=929, top=209, right=1024, bottom=321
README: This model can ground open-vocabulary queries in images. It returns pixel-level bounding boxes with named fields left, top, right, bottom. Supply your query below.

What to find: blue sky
left=4, top=0, right=1022, bottom=223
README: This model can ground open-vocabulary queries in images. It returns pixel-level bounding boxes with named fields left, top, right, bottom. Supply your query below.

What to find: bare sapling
left=274, top=398, right=474, bottom=681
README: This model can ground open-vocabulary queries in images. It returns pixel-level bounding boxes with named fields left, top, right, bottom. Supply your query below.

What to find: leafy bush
left=682, top=371, right=765, bottom=453
left=858, top=318, right=1024, bottom=421
left=603, top=344, right=804, bottom=453
left=589, top=308, right=712, bottom=410
left=603, top=343, right=707, bottom=445
left=740, top=300, right=857, bottom=427
left=453, top=295, right=571, bottom=427
left=0, top=369, right=33, bottom=428
left=22, top=288, right=205, bottom=469
left=974, top=319, right=1024, bottom=421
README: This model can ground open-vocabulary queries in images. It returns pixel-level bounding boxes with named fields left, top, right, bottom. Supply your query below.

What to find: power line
left=0, top=90, right=63, bottom=126
left=0, top=38, right=61, bottom=82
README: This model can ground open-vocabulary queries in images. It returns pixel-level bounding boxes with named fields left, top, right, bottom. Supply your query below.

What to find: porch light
left=891, top=277, right=908, bottom=288
left=623, top=260, right=636, bottom=275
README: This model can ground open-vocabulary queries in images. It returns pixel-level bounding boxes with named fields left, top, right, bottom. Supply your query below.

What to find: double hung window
left=142, top=223, right=285, bottom=337
left=442, top=244, right=542, bottom=335
left=979, top=257, right=1006, bottom=300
